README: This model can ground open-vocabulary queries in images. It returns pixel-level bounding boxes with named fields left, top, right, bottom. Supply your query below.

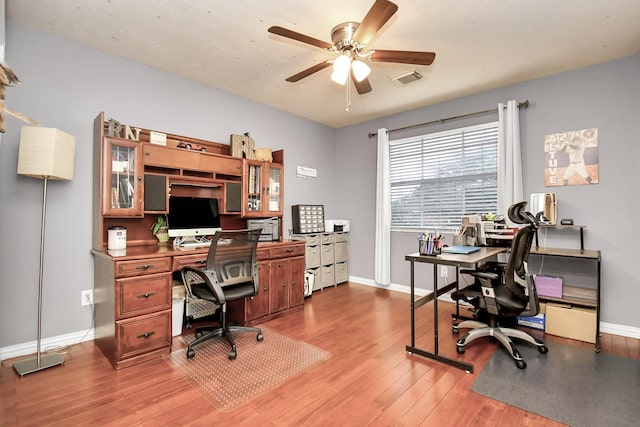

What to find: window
left=389, top=122, right=498, bottom=229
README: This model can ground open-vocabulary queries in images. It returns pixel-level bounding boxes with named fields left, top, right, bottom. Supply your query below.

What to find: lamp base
left=13, top=353, right=65, bottom=376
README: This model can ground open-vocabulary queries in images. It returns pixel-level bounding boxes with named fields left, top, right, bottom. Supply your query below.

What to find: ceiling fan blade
left=285, top=61, right=333, bottom=82
left=352, top=0, right=399, bottom=46
left=268, top=26, right=333, bottom=50
left=351, top=72, right=373, bottom=95
left=369, top=50, right=436, bottom=65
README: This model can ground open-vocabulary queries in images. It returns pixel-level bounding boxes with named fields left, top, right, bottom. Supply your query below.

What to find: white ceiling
left=7, top=0, right=640, bottom=128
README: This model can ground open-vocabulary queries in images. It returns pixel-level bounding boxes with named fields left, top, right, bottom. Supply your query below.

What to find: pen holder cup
left=418, top=239, right=441, bottom=255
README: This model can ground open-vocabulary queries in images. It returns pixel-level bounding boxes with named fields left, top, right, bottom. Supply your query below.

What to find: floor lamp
left=13, top=126, right=76, bottom=376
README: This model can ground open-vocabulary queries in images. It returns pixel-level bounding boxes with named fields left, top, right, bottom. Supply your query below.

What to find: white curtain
left=497, top=100, right=523, bottom=219
left=375, top=128, right=391, bottom=286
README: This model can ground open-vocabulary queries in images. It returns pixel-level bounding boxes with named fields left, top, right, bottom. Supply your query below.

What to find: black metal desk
left=405, top=247, right=505, bottom=373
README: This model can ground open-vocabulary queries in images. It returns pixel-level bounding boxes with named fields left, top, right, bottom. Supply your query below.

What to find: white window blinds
left=389, top=122, right=499, bottom=229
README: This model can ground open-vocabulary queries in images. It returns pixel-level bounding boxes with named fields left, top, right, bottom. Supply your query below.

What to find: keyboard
left=179, top=241, right=211, bottom=248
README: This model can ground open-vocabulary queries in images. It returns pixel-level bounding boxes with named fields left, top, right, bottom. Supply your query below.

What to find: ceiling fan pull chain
left=345, top=78, right=351, bottom=112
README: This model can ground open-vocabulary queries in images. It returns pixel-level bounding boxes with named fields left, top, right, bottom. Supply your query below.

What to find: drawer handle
left=282, top=282, right=286, bottom=288
left=136, top=264, right=153, bottom=270
left=263, top=287, right=268, bottom=292
left=137, top=331, right=155, bottom=339
left=285, top=248, right=293, bottom=253
left=137, top=292, right=156, bottom=298
left=291, top=281, right=295, bottom=287
left=197, top=260, right=206, bottom=264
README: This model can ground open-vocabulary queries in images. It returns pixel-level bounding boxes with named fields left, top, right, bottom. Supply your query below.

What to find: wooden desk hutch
left=91, top=112, right=305, bottom=369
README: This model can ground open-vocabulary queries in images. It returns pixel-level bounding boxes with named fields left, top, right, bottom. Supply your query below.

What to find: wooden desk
left=92, top=240, right=305, bottom=369
left=405, top=247, right=505, bottom=373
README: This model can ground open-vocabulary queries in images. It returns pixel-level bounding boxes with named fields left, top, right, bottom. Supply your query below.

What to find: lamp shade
left=351, top=60, right=371, bottom=82
left=331, top=54, right=351, bottom=85
left=17, top=127, right=76, bottom=180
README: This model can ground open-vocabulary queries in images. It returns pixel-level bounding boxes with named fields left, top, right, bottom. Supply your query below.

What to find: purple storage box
left=535, top=275, right=562, bottom=298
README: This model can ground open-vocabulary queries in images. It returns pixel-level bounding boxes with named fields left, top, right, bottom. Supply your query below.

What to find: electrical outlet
left=81, top=289, right=94, bottom=306
left=440, top=266, right=448, bottom=278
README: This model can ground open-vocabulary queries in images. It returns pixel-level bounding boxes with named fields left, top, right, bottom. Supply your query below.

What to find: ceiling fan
left=267, top=0, right=436, bottom=95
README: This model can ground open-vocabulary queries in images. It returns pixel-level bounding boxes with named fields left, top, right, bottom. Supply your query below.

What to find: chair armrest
left=517, top=274, right=540, bottom=317
left=460, top=270, right=499, bottom=281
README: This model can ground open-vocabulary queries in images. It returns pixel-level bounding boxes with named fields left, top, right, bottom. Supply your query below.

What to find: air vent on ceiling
left=391, top=70, right=424, bottom=85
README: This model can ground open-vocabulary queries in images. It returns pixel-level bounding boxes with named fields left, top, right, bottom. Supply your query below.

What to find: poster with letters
left=544, top=128, right=599, bottom=186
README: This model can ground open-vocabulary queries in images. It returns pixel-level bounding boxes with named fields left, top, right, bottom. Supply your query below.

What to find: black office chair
left=451, top=201, right=548, bottom=369
left=182, top=229, right=263, bottom=360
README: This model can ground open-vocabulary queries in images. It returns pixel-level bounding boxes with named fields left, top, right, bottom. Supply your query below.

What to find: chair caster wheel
left=538, top=345, right=548, bottom=354
left=186, top=349, right=195, bottom=359
left=195, top=331, right=203, bottom=339
left=515, top=359, right=527, bottom=369
left=456, top=346, right=465, bottom=354
left=452, top=326, right=459, bottom=334
left=228, top=350, right=237, bottom=360
left=257, top=332, right=264, bottom=342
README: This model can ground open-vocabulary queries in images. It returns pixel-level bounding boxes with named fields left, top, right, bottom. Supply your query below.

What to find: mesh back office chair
left=181, top=229, right=263, bottom=360
left=451, top=201, right=548, bottom=369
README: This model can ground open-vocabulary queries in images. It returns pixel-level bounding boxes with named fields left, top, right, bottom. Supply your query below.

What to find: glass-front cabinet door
left=243, top=160, right=263, bottom=217
left=266, top=163, right=283, bottom=216
left=242, top=160, right=283, bottom=217
left=102, top=137, right=143, bottom=217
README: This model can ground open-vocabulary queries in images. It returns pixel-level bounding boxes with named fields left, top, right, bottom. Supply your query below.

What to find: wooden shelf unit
left=91, top=112, right=301, bottom=369
left=529, top=245, right=601, bottom=350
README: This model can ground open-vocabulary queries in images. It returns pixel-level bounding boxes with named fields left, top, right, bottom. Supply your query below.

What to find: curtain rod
left=368, top=100, right=529, bottom=138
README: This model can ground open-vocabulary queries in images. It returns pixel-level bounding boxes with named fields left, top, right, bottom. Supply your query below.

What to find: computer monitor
left=168, top=196, right=222, bottom=246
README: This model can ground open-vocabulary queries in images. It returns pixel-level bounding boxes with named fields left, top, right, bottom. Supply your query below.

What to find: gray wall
left=1, top=20, right=638, bottom=350
left=0, top=22, right=337, bottom=347
left=335, top=54, right=640, bottom=331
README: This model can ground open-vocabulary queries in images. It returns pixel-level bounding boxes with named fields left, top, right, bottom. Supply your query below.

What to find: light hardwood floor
left=2, top=283, right=638, bottom=426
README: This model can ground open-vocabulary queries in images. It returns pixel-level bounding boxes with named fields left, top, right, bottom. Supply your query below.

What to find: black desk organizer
left=292, top=204, right=325, bottom=234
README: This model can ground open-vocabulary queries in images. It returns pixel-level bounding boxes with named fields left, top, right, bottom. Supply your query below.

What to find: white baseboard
left=0, top=329, right=94, bottom=361
left=600, top=322, right=640, bottom=339
left=349, top=276, right=640, bottom=340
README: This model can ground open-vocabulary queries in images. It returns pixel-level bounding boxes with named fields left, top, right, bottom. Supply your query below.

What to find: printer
left=325, top=219, right=350, bottom=233
left=247, top=218, right=280, bottom=242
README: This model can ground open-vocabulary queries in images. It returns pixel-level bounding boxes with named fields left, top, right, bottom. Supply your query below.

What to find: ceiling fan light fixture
left=331, top=54, right=351, bottom=85
left=351, top=60, right=371, bottom=82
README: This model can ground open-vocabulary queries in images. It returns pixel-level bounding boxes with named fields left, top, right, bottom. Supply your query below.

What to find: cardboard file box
left=545, top=303, right=596, bottom=344
left=517, top=313, right=546, bottom=330
left=517, top=302, right=546, bottom=330
left=534, top=275, right=563, bottom=298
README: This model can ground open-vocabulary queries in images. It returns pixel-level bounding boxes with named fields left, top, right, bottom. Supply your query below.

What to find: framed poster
left=544, top=128, right=599, bottom=186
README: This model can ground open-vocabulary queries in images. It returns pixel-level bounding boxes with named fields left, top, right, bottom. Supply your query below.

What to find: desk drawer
left=116, top=272, right=172, bottom=319
left=269, top=244, right=305, bottom=259
left=173, top=253, right=208, bottom=271
left=116, top=311, right=171, bottom=360
left=115, top=257, right=172, bottom=278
